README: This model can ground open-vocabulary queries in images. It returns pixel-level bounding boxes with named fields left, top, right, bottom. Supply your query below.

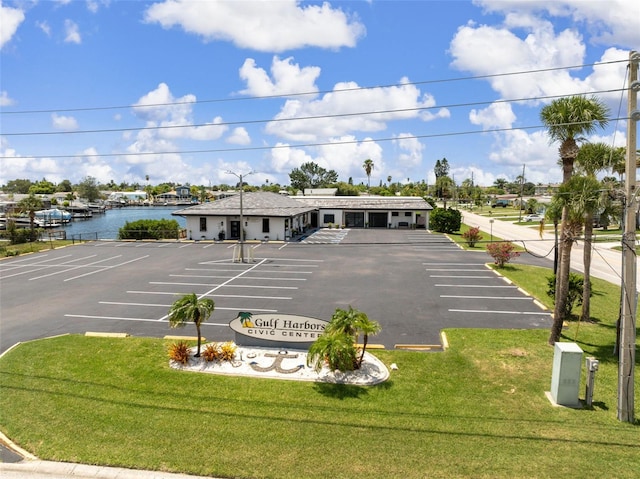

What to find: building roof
left=173, top=191, right=317, bottom=217
left=293, top=195, right=432, bottom=210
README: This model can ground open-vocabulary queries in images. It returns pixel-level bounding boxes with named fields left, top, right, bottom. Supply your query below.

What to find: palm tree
left=307, top=333, right=357, bottom=373
left=540, top=95, right=610, bottom=345
left=363, top=159, right=374, bottom=191
left=167, top=293, right=215, bottom=357
left=575, top=143, right=623, bottom=323
left=325, top=306, right=381, bottom=368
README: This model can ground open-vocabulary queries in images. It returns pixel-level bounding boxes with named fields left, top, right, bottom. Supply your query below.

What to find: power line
left=0, top=59, right=628, bottom=116
left=1, top=88, right=625, bottom=138
left=1, top=119, right=629, bottom=160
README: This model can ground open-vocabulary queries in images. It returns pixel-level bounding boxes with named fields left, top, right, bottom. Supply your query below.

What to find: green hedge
left=118, top=219, right=180, bottom=240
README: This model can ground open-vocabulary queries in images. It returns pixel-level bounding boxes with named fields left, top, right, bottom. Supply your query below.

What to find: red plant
left=486, top=242, right=520, bottom=268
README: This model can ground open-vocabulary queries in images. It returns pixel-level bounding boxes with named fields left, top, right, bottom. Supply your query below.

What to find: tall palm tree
left=540, top=95, right=609, bottom=345
left=363, top=159, right=374, bottom=191
left=575, top=143, right=623, bottom=323
left=168, top=293, right=215, bottom=357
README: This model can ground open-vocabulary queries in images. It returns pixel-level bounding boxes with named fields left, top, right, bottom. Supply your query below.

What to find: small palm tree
left=307, top=333, right=357, bottom=373
left=168, top=293, right=215, bottom=357
left=326, top=306, right=381, bottom=368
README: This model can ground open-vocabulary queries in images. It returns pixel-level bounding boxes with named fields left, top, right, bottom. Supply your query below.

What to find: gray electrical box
left=550, top=342, right=583, bottom=407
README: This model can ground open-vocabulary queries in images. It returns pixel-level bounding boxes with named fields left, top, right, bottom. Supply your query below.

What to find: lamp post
left=226, top=170, right=254, bottom=263
left=489, top=219, right=494, bottom=242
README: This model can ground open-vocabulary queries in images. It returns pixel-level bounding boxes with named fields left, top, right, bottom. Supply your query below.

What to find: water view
left=53, top=207, right=186, bottom=240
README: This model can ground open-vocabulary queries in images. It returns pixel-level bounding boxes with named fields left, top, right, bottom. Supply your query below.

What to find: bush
left=430, top=207, right=462, bottom=233
left=201, top=342, right=237, bottom=362
left=168, top=341, right=191, bottom=365
left=118, top=219, right=180, bottom=240
left=547, top=273, right=588, bottom=319
left=462, top=226, right=482, bottom=247
left=486, top=242, right=520, bottom=267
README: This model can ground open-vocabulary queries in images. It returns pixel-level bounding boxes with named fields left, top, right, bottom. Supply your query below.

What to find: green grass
left=0, top=239, right=81, bottom=257
left=448, top=224, right=525, bottom=252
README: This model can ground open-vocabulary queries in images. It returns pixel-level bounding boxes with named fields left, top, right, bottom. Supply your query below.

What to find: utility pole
left=618, top=50, right=639, bottom=423
left=226, top=170, right=254, bottom=263
left=518, top=164, right=525, bottom=222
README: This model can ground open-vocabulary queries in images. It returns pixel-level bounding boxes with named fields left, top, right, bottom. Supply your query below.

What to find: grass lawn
left=1, top=262, right=638, bottom=478
left=0, top=239, right=81, bottom=257
left=447, top=224, right=525, bottom=253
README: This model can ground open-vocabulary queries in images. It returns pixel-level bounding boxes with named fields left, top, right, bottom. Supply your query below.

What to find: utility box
left=550, top=342, right=583, bottom=407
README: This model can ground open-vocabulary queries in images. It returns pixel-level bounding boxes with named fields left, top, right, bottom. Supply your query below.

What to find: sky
left=1, top=0, right=639, bottom=190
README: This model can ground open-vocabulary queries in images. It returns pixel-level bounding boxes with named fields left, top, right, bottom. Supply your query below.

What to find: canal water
left=54, top=207, right=186, bottom=240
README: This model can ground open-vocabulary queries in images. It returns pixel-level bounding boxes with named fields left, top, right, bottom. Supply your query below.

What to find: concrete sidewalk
left=461, top=209, right=634, bottom=288
left=0, top=460, right=217, bottom=478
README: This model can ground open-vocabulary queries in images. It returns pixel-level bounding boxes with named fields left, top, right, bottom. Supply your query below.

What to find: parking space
left=0, top=231, right=551, bottom=353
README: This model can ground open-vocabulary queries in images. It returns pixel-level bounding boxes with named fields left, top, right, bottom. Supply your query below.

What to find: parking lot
left=0, top=229, right=552, bottom=353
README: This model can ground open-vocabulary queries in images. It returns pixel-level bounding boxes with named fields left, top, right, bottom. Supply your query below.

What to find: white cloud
left=132, top=83, right=228, bottom=141
left=51, top=113, right=79, bottom=130
left=239, top=56, right=321, bottom=97
left=469, top=102, right=516, bottom=130
left=392, top=134, right=424, bottom=168
left=476, top=0, right=640, bottom=47
left=144, top=0, right=365, bottom=52
left=64, top=19, right=81, bottom=44
left=0, top=90, right=14, bottom=106
left=36, top=20, right=51, bottom=37
left=266, top=78, right=449, bottom=141
left=226, top=127, right=251, bottom=145
left=1, top=2, right=25, bottom=49
left=268, top=136, right=384, bottom=185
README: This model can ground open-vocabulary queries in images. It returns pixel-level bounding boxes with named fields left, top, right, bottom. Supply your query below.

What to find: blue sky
left=1, top=0, right=638, bottom=189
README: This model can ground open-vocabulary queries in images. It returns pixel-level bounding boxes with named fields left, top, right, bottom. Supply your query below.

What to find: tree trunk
left=580, top=213, right=594, bottom=323
left=549, top=207, right=573, bottom=345
left=195, top=323, right=202, bottom=357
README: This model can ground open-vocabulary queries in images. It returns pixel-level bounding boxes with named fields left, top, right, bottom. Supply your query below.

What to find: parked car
left=523, top=214, right=543, bottom=222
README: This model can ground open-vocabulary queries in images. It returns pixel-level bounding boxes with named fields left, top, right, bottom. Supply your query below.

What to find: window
left=391, top=212, right=399, bottom=216
left=199, top=217, right=207, bottom=232
left=262, top=218, right=270, bottom=233
left=405, top=212, right=412, bottom=217
left=323, top=214, right=335, bottom=224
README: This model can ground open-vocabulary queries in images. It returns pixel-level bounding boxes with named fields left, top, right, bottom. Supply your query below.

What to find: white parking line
left=64, top=255, right=149, bottom=282
left=149, top=281, right=298, bottom=290
left=29, top=255, right=120, bottom=281
left=449, top=309, right=551, bottom=315
left=429, top=275, right=495, bottom=278
left=440, top=295, right=532, bottom=300
left=98, top=301, right=278, bottom=313
left=127, top=291, right=291, bottom=300
left=435, top=284, right=516, bottom=288
left=170, top=274, right=306, bottom=281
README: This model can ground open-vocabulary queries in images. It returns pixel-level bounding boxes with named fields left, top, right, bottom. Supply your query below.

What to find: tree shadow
left=313, top=380, right=393, bottom=400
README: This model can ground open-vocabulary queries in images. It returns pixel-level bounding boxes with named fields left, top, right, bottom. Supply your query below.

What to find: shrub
left=462, top=226, right=483, bottom=247
left=547, top=273, right=589, bottom=319
left=430, top=207, right=461, bottom=233
left=219, top=342, right=237, bottom=361
left=201, top=341, right=237, bottom=362
left=201, top=343, right=222, bottom=362
left=118, top=219, right=180, bottom=240
left=486, top=242, right=520, bottom=267
left=168, top=341, right=191, bottom=365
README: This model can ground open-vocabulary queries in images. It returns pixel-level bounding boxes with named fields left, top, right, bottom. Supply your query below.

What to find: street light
left=226, top=170, right=254, bottom=263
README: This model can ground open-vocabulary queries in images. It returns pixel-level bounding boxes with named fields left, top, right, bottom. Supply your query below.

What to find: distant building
left=173, top=191, right=432, bottom=241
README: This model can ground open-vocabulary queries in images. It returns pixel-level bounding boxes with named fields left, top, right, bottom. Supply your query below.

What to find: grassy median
left=0, top=265, right=638, bottom=478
